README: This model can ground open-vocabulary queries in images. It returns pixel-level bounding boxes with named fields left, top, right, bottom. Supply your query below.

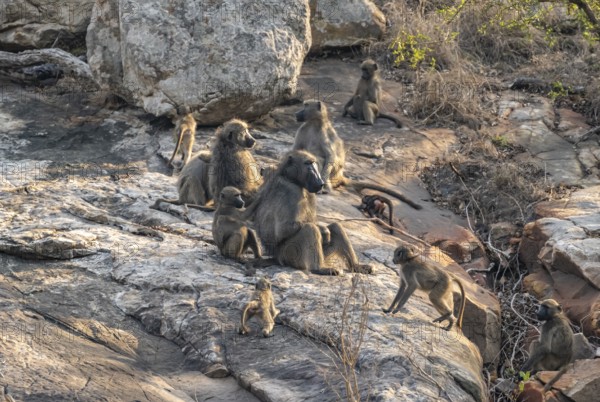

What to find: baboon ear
left=373, top=63, right=378, bottom=71
left=557, top=304, right=563, bottom=312
left=228, top=130, right=233, bottom=140
left=316, top=101, right=322, bottom=111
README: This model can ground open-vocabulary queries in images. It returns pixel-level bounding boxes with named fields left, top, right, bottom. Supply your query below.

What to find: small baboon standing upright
left=168, top=113, right=197, bottom=168
left=209, top=119, right=262, bottom=205
left=343, top=59, right=404, bottom=127
left=239, top=277, right=280, bottom=337
left=212, top=186, right=262, bottom=262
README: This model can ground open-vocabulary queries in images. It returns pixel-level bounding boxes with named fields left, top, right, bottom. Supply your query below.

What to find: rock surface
left=309, top=0, right=386, bottom=52
left=0, top=59, right=500, bottom=401
left=0, top=0, right=94, bottom=51
left=86, top=0, right=311, bottom=123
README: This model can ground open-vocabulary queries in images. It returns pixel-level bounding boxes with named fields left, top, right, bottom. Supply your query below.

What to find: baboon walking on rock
left=245, top=150, right=372, bottom=276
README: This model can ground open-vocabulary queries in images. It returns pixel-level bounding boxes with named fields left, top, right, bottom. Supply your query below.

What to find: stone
left=86, top=0, right=311, bottom=123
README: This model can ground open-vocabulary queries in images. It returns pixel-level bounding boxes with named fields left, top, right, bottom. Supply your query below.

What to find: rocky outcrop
left=309, top=0, right=386, bottom=52
left=520, top=187, right=600, bottom=338
left=86, top=0, right=311, bottom=123
left=0, top=0, right=94, bottom=51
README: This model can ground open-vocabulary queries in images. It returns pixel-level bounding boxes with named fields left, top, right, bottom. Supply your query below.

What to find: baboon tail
left=351, top=181, right=422, bottom=210
left=454, top=278, right=467, bottom=330
left=378, top=113, right=403, bottom=128
left=168, top=127, right=189, bottom=166
left=542, top=365, right=569, bottom=392
left=240, top=305, right=250, bottom=334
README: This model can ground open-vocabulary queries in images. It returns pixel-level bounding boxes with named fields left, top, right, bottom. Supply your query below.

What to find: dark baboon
left=168, top=113, right=197, bottom=168
left=358, top=194, right=395, bottom=234
left=521, top=299, right=574, bottom=392
left=152, top=151, right=214, bottom=210
left=294, top=99, right=345, bottom=193
left=343, top=59, right=404, bottom=127
left=210, top=119, right=262, bottom=205
left=383, top=245, right=466, bottom=331
left=239, top=277, right=280, bottom=337
left=294, top=100, right=422, bottom=210
left=212, top=186, right=261, bottom=262
left=246, top=150, right=372, bottom=276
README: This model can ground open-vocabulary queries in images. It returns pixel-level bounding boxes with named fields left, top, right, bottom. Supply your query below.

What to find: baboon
left=210, top=119, right=262, bottom=205
left=294, top=99, right=345, bottom=193
left=239, top=277, right=280, bottom=337
left=168, top=113, right=197, bottom=168
left=294, top=100, right=422, bottom=210
left=343, top=59, right=404, bottom=127
left=520, top=299, right=574, bottom=392
left=245, top=150, right=372, bottom=276
left=152, top=151, right=214, bottom=210
left=212, top=186, right=261, bottom=262
left=383, top=245, right=466, bottom=331
left=358, top=194, right=395, bottom=234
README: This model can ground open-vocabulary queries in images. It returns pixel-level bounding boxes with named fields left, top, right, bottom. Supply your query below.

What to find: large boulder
left=309, top=0, right=386, bottom=52
left=0, top=0, right=94, bottom=51
left=86, top=0, right=311, bottom=123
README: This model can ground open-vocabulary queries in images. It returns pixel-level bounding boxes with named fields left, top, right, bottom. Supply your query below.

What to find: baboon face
left=282, top=151, right=324, bottom=193
left=220, top=186, right=244, bottom=208
left=393, top=245, right=417, bottom=264
left=223, top=120, right=256, bottom=149
left=183, top=113, right=195, bottom=125
left=256, top=277, right=271, bottom=291
left=537, top=299, right=561, bottom=321
left=360, top=59, right=378, bottom=80
left=295, top=100, right=324, bottom=122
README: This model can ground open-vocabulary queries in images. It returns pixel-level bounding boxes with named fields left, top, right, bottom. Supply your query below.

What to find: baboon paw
left=382, top=308, right=391, bottom=314
left=263, top=331, right=275, bottom=338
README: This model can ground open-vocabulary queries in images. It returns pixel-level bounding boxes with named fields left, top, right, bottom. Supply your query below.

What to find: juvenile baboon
left=358, top=194, right=395, bottom=234
left=210, top=119, right=262, bottom=205
left=521, top=299, right=574, bottom=392
left=239, top=277, right=280, bottom=337
left=383, top=245, right=466, bottom=331
left=343, top=59, right=404, bottom=127
left=168, top=113, right=197, bottom=168
left=294, top=100, right=422, bottom=210
left=213, top=186, right=262, bottom=262
left=245, top=150, right=372, bottom=276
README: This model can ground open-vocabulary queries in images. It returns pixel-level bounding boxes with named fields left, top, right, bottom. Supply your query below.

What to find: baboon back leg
left=245, top=229, right=263, bottom=259
left=223, top=231, right=245, bottom=260
left=260, top=310, right=275, bottom=337
left=359, top=101, right=378, bottom=125
left=323, top=223, right=372, bottom=274
left=391, top=283, right=417, bottom=314
left=278, top=224, right=341, bottom=275
left=240, top=302, right=259, bottom=335
left=383, top=280, right=406, bottom=313
left=430, top=288, right=455, bottom=330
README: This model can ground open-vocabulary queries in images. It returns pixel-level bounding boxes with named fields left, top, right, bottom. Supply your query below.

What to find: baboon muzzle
left=234, top=196, right=245, bottom=209
left=295, top=110, right=305, bottom=122
left=245, top=137, right=256, bottom=148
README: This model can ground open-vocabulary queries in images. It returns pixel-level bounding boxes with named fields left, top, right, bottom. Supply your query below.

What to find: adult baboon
left=358, top=194, right=395, bottom=234
left=212, top=186, right=261, bottom=262
left=343, top=59, right=404, bottom=127
left=520, top=299, right=574, bottom=392
left=152, top=151, right=214, bottom=210
left=294, top=99, right=422, bottom=210
left=246, top=150, right=372, bottom=276
left=239, top=277, right=280, bottom=337
left=168, top=113, right=197, bottom=168
left=209, top=119, right=262, bottom=205
left=383, top=245, right=466, bottom=331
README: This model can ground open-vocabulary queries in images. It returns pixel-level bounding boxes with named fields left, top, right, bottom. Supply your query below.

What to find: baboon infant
left=384, top=245, right=466, bottom=331
left=358, top=194, right=395, bottom=234
left=520, top=299, right=574, bottom=392
left=210, top=119, right=262, bottom=205
left=239, top=277, right=280, bottom=337
left=343, top=59, right=404, bottom=127
left=212, top=186, right=261, bottom=262
left=168, top=113, right=197, bottom=168
left=246, top=150, right=372, bottom=275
